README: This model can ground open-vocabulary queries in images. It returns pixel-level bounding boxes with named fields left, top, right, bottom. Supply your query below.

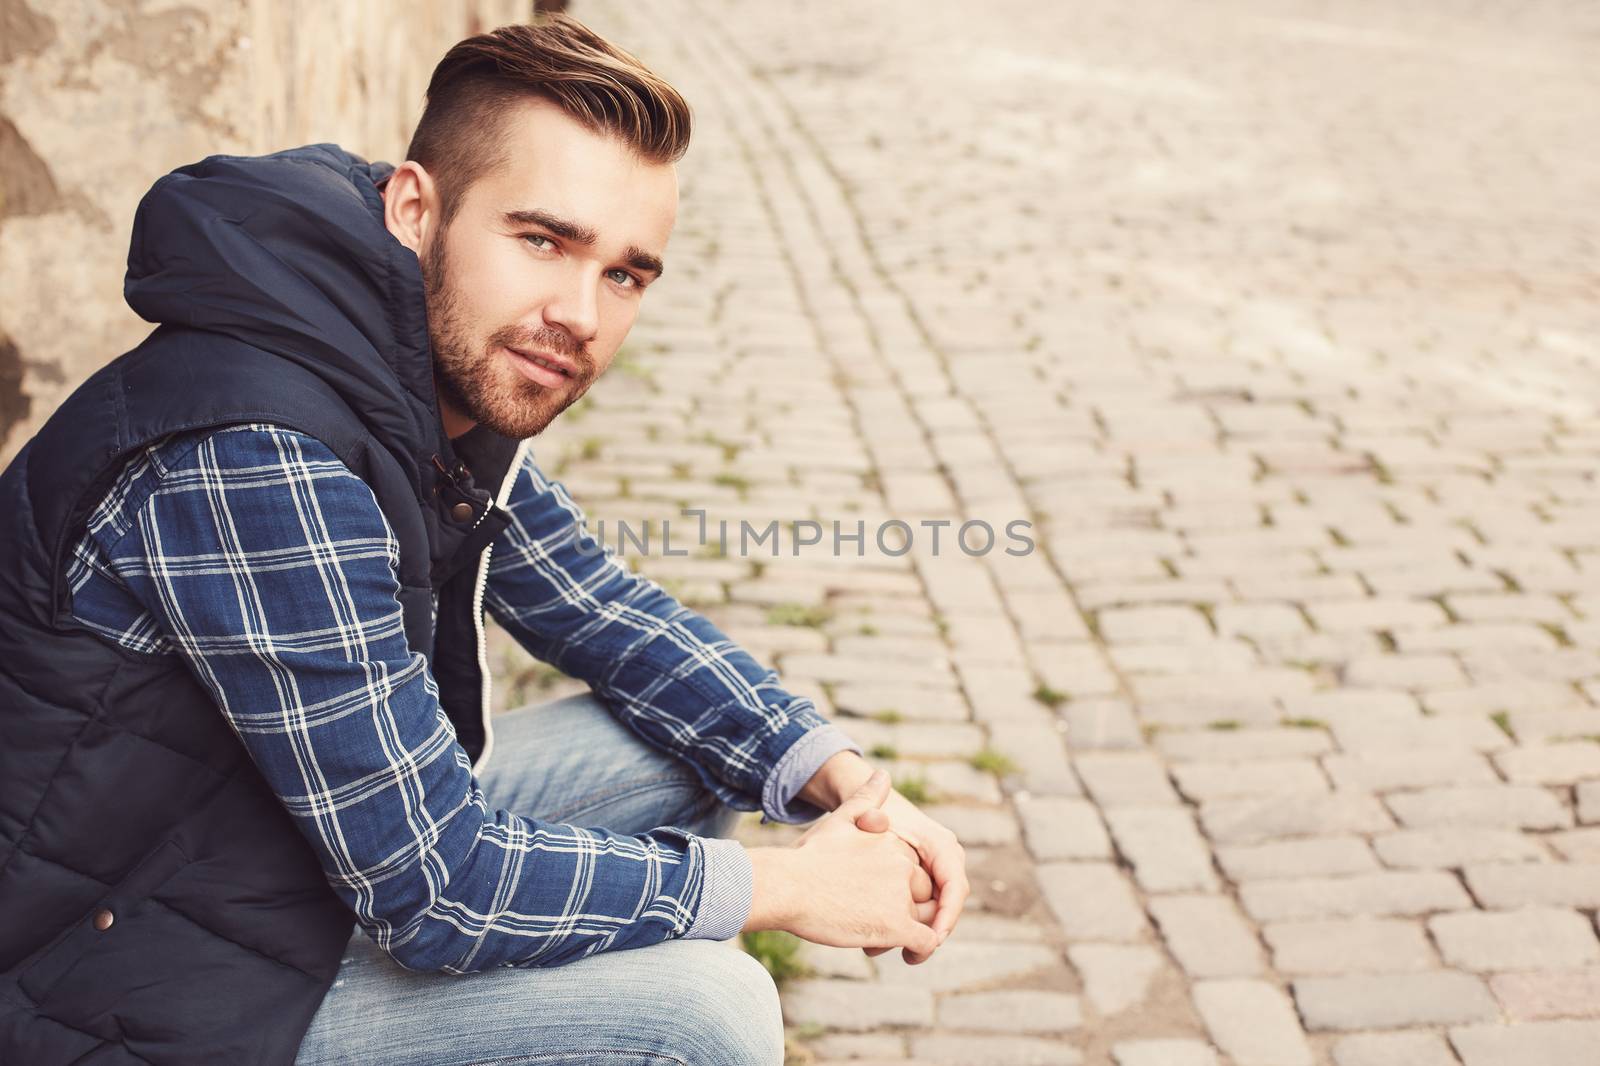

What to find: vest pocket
left=18, top=840, right=190, bottom=1004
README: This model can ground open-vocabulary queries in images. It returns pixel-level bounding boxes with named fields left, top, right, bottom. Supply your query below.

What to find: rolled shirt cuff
left=761, top=723, right=863, bottom=825
left=683, top=836, right=754, bottom=942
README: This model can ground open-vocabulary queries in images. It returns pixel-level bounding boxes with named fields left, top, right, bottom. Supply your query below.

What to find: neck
left=436, top=383, right=476, bottom=440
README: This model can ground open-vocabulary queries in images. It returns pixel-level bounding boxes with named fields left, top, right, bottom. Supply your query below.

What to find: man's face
left=419, top=98, right=677, bottom=438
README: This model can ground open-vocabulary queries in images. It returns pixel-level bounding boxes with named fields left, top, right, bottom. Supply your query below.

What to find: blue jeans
left=294, top=693, right=784, bottom=1066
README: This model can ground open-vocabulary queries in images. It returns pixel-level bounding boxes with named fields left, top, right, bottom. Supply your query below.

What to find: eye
left=521, top=234, right=555, bottom=251
left=605, top=268, right=642, bottom=289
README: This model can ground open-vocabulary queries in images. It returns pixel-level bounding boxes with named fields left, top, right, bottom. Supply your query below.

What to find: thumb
left=855, top=808, right=891, bottom=834
left=897, top=917, right=941, bottom=959
left=833, top=769, right=891, bottom=819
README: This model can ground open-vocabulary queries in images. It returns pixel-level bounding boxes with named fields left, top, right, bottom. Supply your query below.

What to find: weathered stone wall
left=0, top=0, right=529, bottom=465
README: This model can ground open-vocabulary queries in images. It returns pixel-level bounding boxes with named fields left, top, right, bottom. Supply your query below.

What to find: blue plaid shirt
left=66, top=423, right=856, bottom=972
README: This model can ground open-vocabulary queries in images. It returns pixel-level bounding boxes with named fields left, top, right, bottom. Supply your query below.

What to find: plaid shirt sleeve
left=485, top=450, right=860, bottom=825
left=75, top=424, right=734, bottom=972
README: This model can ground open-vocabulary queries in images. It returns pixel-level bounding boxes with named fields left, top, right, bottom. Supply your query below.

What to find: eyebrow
left=503, top=208, right=665, bottom=279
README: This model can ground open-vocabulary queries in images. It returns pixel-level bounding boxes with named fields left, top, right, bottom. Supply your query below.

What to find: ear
left=382, top=161, right=439, bottom=256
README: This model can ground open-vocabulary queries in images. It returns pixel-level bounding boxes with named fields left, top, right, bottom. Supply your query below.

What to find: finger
left=930, top=852, right=970, bottom=940
left=901, top=899, right=938, bottom=966
left=833, top=769, right=892, bottom=820
left=910, top=864, right=934, bottom=903
left=886, top=830, right=921, bottom=865
left=863, top=946, right=891, bottom=958
left=855, top=809, right=891, bottom=834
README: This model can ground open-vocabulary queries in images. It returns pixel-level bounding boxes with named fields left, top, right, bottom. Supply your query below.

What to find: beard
left=422, top=233, right=596, bottom=439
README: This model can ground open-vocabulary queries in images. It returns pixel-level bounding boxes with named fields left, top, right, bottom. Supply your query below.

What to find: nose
left=543, top=262, right=600, bottom=346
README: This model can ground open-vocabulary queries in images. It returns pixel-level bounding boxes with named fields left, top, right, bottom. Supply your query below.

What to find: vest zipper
left=469, top=439, right=533, bottom=775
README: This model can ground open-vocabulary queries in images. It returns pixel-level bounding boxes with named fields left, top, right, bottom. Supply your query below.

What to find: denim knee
left=675, top=791, right=744, bottom=840
left=664, top=943, right=784, bottom=1066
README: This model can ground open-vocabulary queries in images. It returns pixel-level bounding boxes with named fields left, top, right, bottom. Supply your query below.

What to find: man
left=0, top=15, right=967, bottom=1066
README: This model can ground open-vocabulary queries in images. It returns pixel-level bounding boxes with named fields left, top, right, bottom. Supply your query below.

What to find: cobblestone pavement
left=497, top=2, right=1600, bottom=1063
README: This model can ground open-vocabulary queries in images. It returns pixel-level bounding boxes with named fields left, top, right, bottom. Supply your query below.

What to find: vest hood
left=123, top=144, right=447, bottom=475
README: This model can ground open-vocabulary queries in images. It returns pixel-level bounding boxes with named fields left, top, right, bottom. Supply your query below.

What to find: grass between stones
left=740, top=930, right=809, bottom=986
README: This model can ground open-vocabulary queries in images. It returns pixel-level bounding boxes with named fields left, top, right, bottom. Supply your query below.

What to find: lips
left=505, top=346, right=577, bottom=389
left=508, top=347, right=576, bottom=378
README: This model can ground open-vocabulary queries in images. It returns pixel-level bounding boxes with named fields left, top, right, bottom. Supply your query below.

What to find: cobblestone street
left=509, top=2, right=1600, bottom=1063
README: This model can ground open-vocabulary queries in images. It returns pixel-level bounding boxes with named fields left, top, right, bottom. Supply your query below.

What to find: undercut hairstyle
left=405, top=15, right=692, bottom=225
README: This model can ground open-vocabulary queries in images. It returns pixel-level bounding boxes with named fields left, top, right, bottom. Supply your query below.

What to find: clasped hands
left=743, top=766, right=969, bottom=965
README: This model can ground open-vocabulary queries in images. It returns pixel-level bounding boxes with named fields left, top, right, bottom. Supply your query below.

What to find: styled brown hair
left=405, top=15, right=691, bottom=223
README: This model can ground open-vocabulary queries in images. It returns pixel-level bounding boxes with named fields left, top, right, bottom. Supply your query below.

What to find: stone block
left=796, top=941, right=874, bottom=980
left=1446, top=593, right=1571, bottom=624
left=1105, top=807, right=1220, bottom=893
left=1329, top=712, right=1510, bottom=753
left=1037, top=862, right=1150, bottom=941
left=1283, top=689, right=1420, bottom=719
left=1550, top=828, right=1600, bottom=862
left=808, top=1032, right=907, bottom=1061
left=1450, top=1020, right=1600, bottom=1066
left=1396, top=623, right=1559, bottom=654
left=1233, top=574, right=1366, bottom=603
left=1342, top=654, right=1468, bottom=690
left=1098, top=605, right=1213, bottom=644
left=847, top=719, right=987, bottom=759
left=1509, top=709, right=1600, bottom=744
left=1200, top=791, right=1393, bottom=845
left=1172, top=759, right=1328, bottom=800
left=1579, top=781, right=1600, bottom=825
left=872, top=942, right=1058, bottom=993
left=887, top=758, right=1001, bottom=803
left=1332, top=1031, right=1460, bottom=1066
left=1216, top=837, right=1380, bottom=881
left=1131, top=668, right=1313, bottom=706
left=1423, top=681, right=1588, bottom=718
left=1073, top=752, right=1180, bottom=807
left=986, top=721, right=1083, bottom=795
left=1293, top=972, right=1497, bottom=1030
left=911, top=1035, right=1082, bottom=1065
left=1306, top=599, right=1450, bottom=634
left=1061, top=699, right=1143, bottom=750
left=1429, top=908, right=1600, bottom=972
left=1265, top=917, right=1437, bottom=975
left=1156, top=728, right=1331, bottom=762
left=1067, top=943, right=1164, bottom=1015
left=1192, top=979, right=1312, bottom=1066
left=1495, top=742, right=1600, bottom=785
left=1112, top=1039, right=1218, bottom=1066
left=937, top=990, right=1082, bottom=1034
left=1323, top=750, right=1497, bottom=792
left=1150, top=894, right=1264, bottom=977
left=782, top=978, right=933, bottom=1030
left=1110, top=640, right=1256, bottom=676
left=1016, top=796, right=1110, bottom=861
left=1465, top=863, right=1600, bottom=908
left=920, top=805, right=1020, bottom=847
left=1215, top=603, right=1308, bottom=640
left=1386, top=785, right=1571, bottom=831
left=1373, top=829, right=1547, bottom=869
left=1239, top=871, right=1470, bottom=922
left=1489, top=968, right=1600, bottom=1021
left=832, top=683, right=970, bottom=721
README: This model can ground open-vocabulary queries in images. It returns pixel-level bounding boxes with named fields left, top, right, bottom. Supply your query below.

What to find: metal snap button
left=450, top=502, right=475, bottom=523
left=92, top=908, right=114, bottom=931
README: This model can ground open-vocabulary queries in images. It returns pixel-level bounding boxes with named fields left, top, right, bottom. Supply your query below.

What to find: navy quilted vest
left=0, top=145, right=520, bottom=1065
